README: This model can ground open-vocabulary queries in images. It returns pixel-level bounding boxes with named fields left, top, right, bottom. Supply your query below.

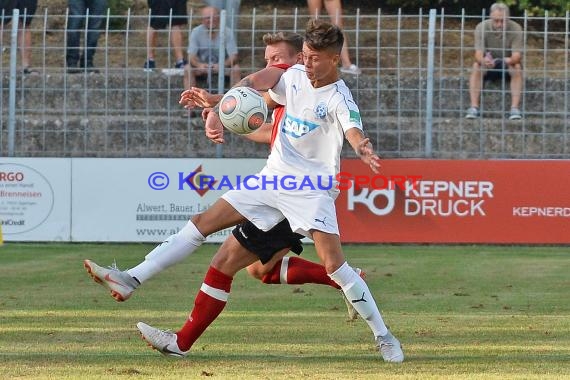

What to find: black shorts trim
left=232, top=219, right=303, bottom=264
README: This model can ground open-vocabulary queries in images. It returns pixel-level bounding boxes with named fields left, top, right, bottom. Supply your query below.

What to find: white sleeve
left=336, top=98, right=363, bottom=134
left=268, top=75, right=287, bottom=105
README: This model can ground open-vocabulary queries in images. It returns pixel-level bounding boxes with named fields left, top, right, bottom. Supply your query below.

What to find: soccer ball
left=218, top=87, right=268, bottom=135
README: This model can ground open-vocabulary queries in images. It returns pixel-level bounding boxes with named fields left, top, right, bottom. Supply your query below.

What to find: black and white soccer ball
left=218, top=87, right=268, bottom=135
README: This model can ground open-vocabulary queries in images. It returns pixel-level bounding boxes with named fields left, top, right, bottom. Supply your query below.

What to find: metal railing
left=0, top=7, right=568, bottom=159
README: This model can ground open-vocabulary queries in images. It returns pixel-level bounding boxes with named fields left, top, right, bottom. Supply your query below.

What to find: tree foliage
left=501, top=0, right=569, bottom=16
left=261, top=0, right=569, bottom=16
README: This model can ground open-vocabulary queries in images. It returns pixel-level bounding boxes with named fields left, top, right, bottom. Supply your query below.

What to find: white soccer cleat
left=83, top=259, right=139, bottom=302
left=341, top=267, right=367, bottom=321
left=376, top=331, right=404, bottom=363
left=136, top=322, right=188, bottom=358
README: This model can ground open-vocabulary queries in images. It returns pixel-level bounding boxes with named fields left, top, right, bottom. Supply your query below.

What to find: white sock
left=329, top=261, right=389, bottom=337
left=127, top=220, right=205, bottom=283
left=279, top=256, right=290, bottom=284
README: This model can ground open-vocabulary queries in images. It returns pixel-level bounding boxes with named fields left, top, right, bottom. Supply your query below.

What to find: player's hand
left=179, top=88, right=212, bottom=109
left=180, top=88, right=221, bottom=109
left=204, top=110, right=225, bottom=144
left=179, top=89, right=199, bottom=109
left=357, top=138, right=381, bottom=173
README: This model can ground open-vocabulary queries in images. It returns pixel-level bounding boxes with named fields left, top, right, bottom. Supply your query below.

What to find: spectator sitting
left=203, top=0, right=240, bottom=38
left=184, top=6, right=241, bottom=90
left=0, top=0, right=38, bottom=74
left=143, top=0, right=188, bottom=71
left=465, top=2, right=523, bottom=120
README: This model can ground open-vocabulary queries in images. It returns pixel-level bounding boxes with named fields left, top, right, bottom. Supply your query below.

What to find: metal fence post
left=216, top=9, right=227, bottom=158
left=7, top=9, right=19, bottom=157
left=425, top=9, right=436, bottom=157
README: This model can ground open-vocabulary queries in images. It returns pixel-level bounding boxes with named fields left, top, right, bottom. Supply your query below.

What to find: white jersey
left=267, top=64, right=363, bottom=181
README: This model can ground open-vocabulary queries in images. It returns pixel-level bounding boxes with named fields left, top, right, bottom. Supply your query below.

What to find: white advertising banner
left=71, top=158, right=266, bottom=242
left=0, top=158, right=71, bottom=241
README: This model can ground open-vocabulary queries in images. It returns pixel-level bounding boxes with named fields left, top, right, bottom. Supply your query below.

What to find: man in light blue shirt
left=184, top=6, right=240, bottom=90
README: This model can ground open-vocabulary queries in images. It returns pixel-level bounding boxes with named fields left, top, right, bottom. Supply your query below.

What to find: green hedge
left=244, top=0, right=569, bottom=16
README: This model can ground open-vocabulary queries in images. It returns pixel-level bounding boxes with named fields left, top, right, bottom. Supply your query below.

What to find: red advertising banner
left=336, top=159, right=570, bottom=244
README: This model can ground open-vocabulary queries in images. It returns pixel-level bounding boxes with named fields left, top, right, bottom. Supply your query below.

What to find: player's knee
left=324, top=260, right=345, bottom=275
left=246, top=263, right=266, bottom=280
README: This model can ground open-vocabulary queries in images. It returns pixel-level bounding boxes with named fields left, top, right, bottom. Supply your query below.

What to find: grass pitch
left=0, top=243, right=569, bottom=379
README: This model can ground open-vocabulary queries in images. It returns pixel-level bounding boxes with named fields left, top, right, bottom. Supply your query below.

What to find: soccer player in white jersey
left=134, top=19, right=404, bottom=363
left=84, top=32, right=362, bottom=320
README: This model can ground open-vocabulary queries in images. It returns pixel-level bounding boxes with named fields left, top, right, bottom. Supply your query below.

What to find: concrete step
left=3, top=72, right=568, bottom=117
left=3, top=114, right=567, bottom=158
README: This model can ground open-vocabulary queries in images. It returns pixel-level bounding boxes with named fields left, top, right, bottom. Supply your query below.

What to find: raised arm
left=345, top=128, right=381, bottom=173
left=180, top=66, right=286, bottom=109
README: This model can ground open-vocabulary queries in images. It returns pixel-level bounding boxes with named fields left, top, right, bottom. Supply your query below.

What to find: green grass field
left=1, top=243, right=569, bottom=379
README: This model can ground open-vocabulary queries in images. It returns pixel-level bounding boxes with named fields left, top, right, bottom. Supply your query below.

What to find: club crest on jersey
left=314, top=102, right=328, bottom=119
left=282, top=114, right=320, bottom=138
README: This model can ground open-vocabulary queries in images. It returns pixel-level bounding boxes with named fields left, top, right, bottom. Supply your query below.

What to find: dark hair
left=262, top=32, right=304, bottom=53
left=304, top=19, right=344, bottom=54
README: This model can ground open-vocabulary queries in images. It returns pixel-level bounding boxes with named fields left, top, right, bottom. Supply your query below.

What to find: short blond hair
left=262, top=32, right=303, bottom=53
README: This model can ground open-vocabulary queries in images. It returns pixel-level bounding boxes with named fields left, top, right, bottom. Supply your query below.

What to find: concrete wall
left=1, top=72, right=568, bottom=158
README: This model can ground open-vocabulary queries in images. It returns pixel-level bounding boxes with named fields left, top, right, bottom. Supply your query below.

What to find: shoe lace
left=152, top=328, right=176, bottom=344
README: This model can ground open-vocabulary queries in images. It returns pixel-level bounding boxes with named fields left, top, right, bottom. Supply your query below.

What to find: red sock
left=176, top=266, right=232, bottom=351
left=261, top=256, right=340, bottom=289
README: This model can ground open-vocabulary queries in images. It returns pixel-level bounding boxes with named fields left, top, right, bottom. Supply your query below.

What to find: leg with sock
left=135, top=266, right=233, bottom=357
left=176, top=266, right=232, bottom=351
left=329, top=261, right=404, bottom=362
left=329, top=262, right=388, bottom=335
left=127, top=220, right=205, bottom=283
left=136, top=232, right=259, bottom=356
left=261, top=256, right=340, bottom=289
left=83, top=220, right=205, bottom=302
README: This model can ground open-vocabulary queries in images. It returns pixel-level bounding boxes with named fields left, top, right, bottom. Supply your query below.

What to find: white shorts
left=221, top=170, right=339, bottom=238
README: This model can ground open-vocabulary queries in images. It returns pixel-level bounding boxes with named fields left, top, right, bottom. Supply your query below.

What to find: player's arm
left=180, top=66, right=285, bottom=109
left=262, top=91, right=279, bottom=109
left=180, top=88, right=223, bottom=109
left=201, top=108, right=272, bottom=145
left=236, top=66, right=285, bottom=92
left=345, top=128, right=381, bottom=173
left=203, top=108, right=225, bottom=144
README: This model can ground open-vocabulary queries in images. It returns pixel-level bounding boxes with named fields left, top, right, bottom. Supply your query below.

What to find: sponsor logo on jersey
left=281, top=114, right=320, bottom=138
left=349, top=110, right=361, bottom=123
